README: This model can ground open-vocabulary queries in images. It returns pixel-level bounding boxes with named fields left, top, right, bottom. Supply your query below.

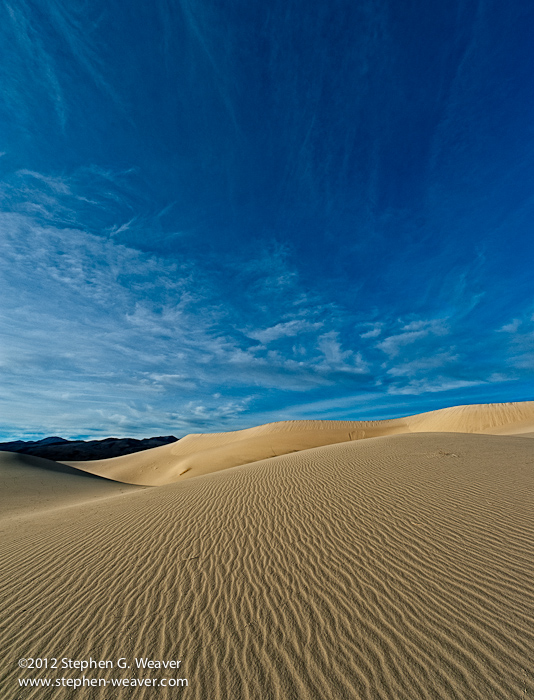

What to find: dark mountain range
left=0, top=435, right=178, bottom=462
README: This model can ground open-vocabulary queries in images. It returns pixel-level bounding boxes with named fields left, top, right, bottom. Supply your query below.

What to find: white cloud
left=387, top=352, right=459, bottom=378
left=17, top=170, right=72, bottom=194
left=2, top=0, right=121, bottom=129
left=401, top=319, right=428, bottom=331
left=388, top=378, right=481, bottom=395
left=0, top=198, right=372, bottom=437
left=376, top=319, right=448, bottom=357
left=360, top=323, right=382, bottom=339
left=316, top=331, right=369, bottom=374
left=1, top=166, right=531, bottom=439
left=497, top=318, right=521, bottom=333
left=247, top=319, right=322, bottom=344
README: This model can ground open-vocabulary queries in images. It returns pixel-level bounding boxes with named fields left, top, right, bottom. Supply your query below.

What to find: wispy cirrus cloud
left=498, top=318, right=522, bottom=333
left=387, top=378, right=481, bottom=396
left=376, top=319, right=448, bottom=357
left=386, top=351, right=459, bottom=378
left=0, top=167, right=145, bottom=233
left=365, top=316, right=482, bottom=396
left=1, top=0, right=533, bottom=442
left=2, top=170, right=532, bottom=439
left=2, top=164, right=532, bottom=441
left=497, top=311, right=534, bottom=372
left=1, top=0, right=119, bottom=129
left=316, top=331, right=368, bottom=375
left=247, top=319, right=323, bottom=344
left=360, top=322, right=383, bottom=339
left=0, top=174, right=373, bottom=437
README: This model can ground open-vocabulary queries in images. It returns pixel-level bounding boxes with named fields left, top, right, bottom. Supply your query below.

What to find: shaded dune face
left=1, top=433, right=533, bottom=699
left=0, top=452, right=141, bottom=521
left=64, top=401, right=534, bottom=486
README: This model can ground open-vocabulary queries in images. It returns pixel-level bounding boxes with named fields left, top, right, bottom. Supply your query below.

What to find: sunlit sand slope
left=67, top=401, right=534, bottom=485
left=0, top=452, right=140, bottom=521
left=406, top=401, right=534, bottom=434
left=1, top=432, right=533, bottom=699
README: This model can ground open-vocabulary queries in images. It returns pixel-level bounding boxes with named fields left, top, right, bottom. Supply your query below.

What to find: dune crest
left=65, top=401, right=534, bottom=486
left=2, top=432, right=533, bottom=699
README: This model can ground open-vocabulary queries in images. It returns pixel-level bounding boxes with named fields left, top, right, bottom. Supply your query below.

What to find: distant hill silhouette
left=0, top=435, right=178, bottom=461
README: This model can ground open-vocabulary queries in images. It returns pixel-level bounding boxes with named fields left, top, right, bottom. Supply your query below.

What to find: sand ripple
left=1, top=433, right=533, bottom=699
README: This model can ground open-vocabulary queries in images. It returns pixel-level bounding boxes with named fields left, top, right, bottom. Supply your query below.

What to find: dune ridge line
left=63, top=400, right=534, bottom=485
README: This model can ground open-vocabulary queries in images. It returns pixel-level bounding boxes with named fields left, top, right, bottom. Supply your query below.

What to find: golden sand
left=1, top=401, right=533, bottom=699
left=67, top=400, right=534, bottom=486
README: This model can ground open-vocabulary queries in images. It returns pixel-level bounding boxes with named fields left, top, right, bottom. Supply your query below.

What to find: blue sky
left=1, top=0, right=533, bottom=439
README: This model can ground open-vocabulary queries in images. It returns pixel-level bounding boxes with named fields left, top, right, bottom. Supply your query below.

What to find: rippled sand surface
left=66, top=401, right=534, bottom=485
left=1, top=427, right=533, bottom=698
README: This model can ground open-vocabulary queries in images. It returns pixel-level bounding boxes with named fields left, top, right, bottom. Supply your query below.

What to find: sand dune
left=405, top=400, right=534, bottom=434
left=2, top=431, right=533, bottom=699
left=0, top=451, right=141, bottom=521
left=66, top=401, right=534, bottom=486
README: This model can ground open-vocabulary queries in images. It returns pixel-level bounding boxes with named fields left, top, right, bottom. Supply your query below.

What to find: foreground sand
left=1, top=430, right=533, bottom=699
left=66, top=401, right=534, bottom=486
